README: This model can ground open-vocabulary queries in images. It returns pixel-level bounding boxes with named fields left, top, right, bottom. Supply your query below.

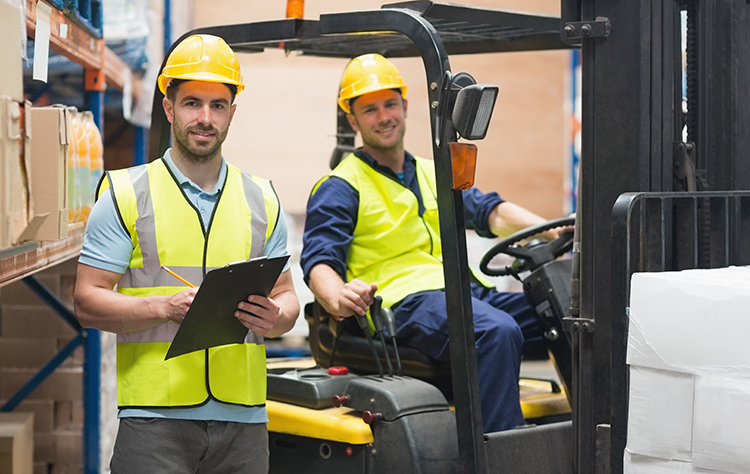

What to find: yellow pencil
left=161, top=265, right=196, bottom=288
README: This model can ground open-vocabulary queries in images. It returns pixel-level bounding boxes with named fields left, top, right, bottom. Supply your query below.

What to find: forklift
left=148, top=1, right=750, bottom=473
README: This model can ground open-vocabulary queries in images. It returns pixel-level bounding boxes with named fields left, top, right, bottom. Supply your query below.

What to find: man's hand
left=163, top=288, right=198, bottom=324
left=308, top=264, right=378, bottom=320
left=336, top=279, right=378, bottom=319
left=540, top=213, right=576, bottom=241
left=235, top=295, right=283, bottom=336
left=74, top=263, right=198, bottom=334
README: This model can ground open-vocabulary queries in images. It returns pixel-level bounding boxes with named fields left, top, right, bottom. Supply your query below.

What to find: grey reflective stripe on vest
left=118, top=321, right=179, bottom=343
left=241, top=173, right=268, bottom=258
left=118, top=166, right=165, bottom=289
left=116, top=167, right=205, bottom=289
left=117, top=323, right=260, bottom=344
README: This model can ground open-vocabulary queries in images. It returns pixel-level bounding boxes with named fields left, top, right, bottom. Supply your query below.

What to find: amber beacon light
left=286, top=0, right=304, bottom=19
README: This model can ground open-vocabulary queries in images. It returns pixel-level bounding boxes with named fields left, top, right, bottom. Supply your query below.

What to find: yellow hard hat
left=158, top=34, right=245, bottom=96
left=337, top=53, right=408, bottom=113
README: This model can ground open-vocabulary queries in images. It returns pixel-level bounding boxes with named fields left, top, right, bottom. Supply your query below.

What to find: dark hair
left=347, top=88, right=403, bottom=113
left=165, top=79, right=238, bottom=103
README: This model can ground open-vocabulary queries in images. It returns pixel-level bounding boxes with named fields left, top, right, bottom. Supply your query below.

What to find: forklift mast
left=562, top=0, right=750, bottom=473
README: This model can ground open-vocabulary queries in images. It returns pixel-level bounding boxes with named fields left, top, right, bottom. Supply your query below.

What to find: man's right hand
left=163, top=288, right=198, bottom=324
left=308, top=264, right=378, bottom=320
left=336, top=279, right=378, bottom=319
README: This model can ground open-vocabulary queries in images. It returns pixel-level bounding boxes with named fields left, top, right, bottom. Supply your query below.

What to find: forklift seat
left=304, top=301, right=454, bottom=395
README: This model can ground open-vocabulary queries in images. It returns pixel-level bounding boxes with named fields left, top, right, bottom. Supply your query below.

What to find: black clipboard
left=165, top=255, right=290, bottom=360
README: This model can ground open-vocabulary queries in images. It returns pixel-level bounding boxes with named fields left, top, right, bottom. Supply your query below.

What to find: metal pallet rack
left=0, top=1, right=141, bottom=472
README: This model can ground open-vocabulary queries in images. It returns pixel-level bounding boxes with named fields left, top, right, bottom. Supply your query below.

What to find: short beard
left=172, top=125, right=228, bottom=164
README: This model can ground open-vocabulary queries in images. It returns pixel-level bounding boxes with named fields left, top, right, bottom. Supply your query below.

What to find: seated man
left=301, top=53, right=563, bottom=433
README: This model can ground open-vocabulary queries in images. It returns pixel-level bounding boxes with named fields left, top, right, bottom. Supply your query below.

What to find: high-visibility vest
left=101, top=158, right=279, bottom=408
left=315, top=153, right=492, bottom=324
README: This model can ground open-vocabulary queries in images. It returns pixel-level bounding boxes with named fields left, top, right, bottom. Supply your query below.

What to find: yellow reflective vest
left=317, top=153, right=492, bottom=327
left=100, top=158, right=279, bottom=409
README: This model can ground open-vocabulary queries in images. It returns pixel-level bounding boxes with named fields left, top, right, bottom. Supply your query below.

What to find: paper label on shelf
left=123, top=68, right=133, bottom=121
left=59, top=24, right=68, bottom=39
left=33, top=2, right=52, bottom=83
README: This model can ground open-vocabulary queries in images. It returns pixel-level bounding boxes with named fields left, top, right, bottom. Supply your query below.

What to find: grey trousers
left=110, top=418, right=269, bottom=474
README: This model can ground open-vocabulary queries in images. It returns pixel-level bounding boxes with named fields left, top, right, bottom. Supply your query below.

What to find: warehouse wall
left=192, top=0, right=571, bottom=219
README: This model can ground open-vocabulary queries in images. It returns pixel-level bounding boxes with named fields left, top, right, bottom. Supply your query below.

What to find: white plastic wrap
left=626, top=266, right=750, bottom=474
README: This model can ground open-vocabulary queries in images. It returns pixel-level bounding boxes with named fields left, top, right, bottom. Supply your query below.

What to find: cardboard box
left=0, top=1, right=24, bottom=102
left=0, top=412, right=34, bottom=474
left=29, top=107, right=69, bottom=241
left=626, top=266, right=750, bottom=473
left=1, top=98, right=45, bottom=250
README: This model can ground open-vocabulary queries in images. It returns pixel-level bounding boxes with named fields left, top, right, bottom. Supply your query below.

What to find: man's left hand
left=235, top=295, right=282, bottom=336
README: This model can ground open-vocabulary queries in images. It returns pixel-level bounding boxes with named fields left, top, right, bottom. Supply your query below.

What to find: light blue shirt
left=80, top=150, right=289, bottom=423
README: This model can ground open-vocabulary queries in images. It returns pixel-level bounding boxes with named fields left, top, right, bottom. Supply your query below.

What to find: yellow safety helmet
left=337, top=53, right=408, bottom=114
left=158, top=34, right=245, bottom=96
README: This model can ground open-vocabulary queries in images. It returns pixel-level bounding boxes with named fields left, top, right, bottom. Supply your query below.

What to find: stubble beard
left=360, top=121, right=406, bottom=155
left=173, top=122, right=229, bottom=164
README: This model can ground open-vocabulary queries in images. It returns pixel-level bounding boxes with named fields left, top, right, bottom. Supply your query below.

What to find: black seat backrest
left=304, top=301, right=453, bottom=393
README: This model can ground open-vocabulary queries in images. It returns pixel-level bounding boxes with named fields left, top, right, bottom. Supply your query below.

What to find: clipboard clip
left=226, top=256, right=268, bottom=272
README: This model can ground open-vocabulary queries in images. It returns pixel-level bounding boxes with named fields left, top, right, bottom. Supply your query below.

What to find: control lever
left=354, top=299, right=384, bottom=377
left=381, top=307, right=403, bottom=376
left=370, top=296, right=394, bottom=377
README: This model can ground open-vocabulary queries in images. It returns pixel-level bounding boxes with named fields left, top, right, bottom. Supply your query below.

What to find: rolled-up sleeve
left=463, top=188, right=504, bottom=238
left=301, top=177, right=359, bottom=284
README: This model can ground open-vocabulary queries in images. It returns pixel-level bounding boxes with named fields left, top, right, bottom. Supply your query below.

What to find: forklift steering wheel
left=479, top=217, right=576, bottom=277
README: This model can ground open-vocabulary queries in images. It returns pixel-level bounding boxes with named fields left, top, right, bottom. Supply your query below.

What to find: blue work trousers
left=392, top=283, right=544, bottom=433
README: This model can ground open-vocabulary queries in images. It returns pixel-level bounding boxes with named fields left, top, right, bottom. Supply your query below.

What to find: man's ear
left=346, top=113, right=360, bottom=133
left=403, top=97, right=408, bottom=118
left=229, top=103, right=237, bottom=125
left=162, top=97, right=174, bottom=124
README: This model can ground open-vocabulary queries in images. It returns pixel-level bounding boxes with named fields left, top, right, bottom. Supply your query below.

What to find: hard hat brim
left=338, top=85, right=408, bottom=113
left=158, top=72, right=246, bottom=95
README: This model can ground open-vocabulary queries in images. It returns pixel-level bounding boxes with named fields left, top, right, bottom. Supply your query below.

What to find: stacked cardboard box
left=0, top=260, right=83, bottom=473
left=0, top=412, right=34, bottom=474
left=28, top=106, right=70, bottom=242
left=626, top=266, right=750, bottom=473
left=0, top=0, right=48, bottom=251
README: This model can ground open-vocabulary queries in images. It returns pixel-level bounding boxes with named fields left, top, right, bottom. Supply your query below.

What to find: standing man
left=301, top=53, right=564, bottom=433
left=74, top=34, right=299, bottom=473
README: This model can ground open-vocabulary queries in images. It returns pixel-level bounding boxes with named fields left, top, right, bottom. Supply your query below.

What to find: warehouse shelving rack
left=0, top=1, right=141, bottom=472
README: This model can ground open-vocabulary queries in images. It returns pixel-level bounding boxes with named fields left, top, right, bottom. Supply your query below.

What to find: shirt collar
left=353, top=149, right=416, bottom=178
left=163, top=149, right=227, bottom=195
